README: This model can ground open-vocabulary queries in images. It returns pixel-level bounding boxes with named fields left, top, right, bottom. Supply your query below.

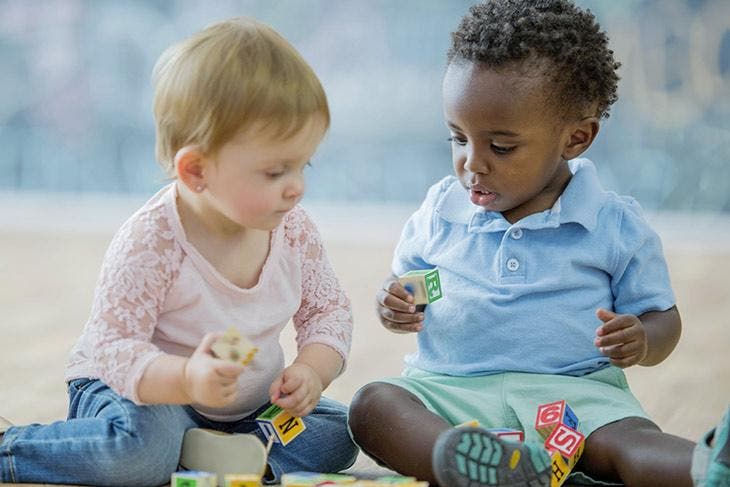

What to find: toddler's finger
left=595, top=308, right=616, bottom=323
left=384, top=280, right=414, bottom=303
left=220, top=382, right=238, bottom=398
left=215, top=361, right=246, bottom=379
left=381, top=293, right=418, bottom=315
left=269, top=375, right=284, bottom=402
left=381, top=307, right=422, bottom=324
left=197, top=332, right=225, bottom=355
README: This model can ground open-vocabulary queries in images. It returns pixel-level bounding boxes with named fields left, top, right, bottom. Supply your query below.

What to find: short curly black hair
left=448, top=0, right=620, bottom=119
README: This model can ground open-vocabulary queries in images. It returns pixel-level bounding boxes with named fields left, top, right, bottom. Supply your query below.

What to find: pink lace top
left=65, top=183, right=353, bottom=421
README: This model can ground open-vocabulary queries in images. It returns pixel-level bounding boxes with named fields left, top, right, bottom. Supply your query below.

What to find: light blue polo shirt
left=393, top=158, right=675, bottom=377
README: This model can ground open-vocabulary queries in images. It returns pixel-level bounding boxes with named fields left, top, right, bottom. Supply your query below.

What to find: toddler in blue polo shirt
left=348, top=1, right=730, bottom=486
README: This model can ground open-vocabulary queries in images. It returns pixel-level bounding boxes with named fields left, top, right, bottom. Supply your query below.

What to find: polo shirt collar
left=436, top=158, right=606, bottom=233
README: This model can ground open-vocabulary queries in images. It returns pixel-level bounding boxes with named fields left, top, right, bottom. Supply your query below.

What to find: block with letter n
left=256, top=404, right=305, bottom=446
left=397, top=268, right=443, bottom=305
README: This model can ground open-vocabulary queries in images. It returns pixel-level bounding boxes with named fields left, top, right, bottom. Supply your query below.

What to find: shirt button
left=506, top=258, right=520, bottom=271
left=511, top=228, right=523, bottom=240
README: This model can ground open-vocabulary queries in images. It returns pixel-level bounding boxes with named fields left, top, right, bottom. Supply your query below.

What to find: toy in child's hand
left=211, top=326, right=258, bottom=366
left=397, top=268, right=443, bottom=305
left=256, top=404, right=306, bottom=446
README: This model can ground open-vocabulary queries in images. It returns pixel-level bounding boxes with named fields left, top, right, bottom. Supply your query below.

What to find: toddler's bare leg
left=580, top=416, right=694, bottom=487
left=348, top=382, right=450, bottom=485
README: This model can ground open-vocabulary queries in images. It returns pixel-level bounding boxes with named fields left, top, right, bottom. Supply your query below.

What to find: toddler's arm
left=375, top=274, right=425, bottom=334
left=288, top=208, right=353, bottom=369
left=594, top=305, right=681, bottom=368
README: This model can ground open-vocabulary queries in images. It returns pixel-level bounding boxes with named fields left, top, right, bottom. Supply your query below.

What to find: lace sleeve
left=87, top=205, right=183, bottom=403
left=286, top=208, right=353, bottom=364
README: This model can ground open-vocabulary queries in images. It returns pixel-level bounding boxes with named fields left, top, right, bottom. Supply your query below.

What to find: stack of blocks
left=256, top=404, right=306, bottom=446
left=397, top=268, right=443, bottom=305
left=534, top=400, right=585, bottom=487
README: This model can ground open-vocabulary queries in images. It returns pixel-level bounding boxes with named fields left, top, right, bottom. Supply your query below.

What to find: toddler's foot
left=693, top=407, right=730, bottom=487
left=432, top=426, right=550, bottom=487
left=179, top=428, right=267, bottom=486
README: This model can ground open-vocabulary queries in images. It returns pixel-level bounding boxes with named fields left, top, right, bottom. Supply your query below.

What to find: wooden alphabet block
left=224, top=474, right=262, bottom=487
left=397, top=268, right=443, bottom=305
left=535, top=400, right=579, bottom=440
left=486, top=427, right=525, bottom=443
left=211, top=326, right=258, bottom=366
left=547, top=448, right=571, bottom=487
left=545, top=424, right=585, bottom=470
left=172, top=471, right=217, bottom=487
left=256, top=404, right=305, bottom=446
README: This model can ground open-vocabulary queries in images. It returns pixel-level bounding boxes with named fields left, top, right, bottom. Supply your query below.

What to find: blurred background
left=0, top=0, right=728, bottom=463
left=1, top=0, right=729, bottom=209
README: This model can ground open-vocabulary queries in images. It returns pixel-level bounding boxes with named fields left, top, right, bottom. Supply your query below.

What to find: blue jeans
left=0, top=379, right=358, bottom=486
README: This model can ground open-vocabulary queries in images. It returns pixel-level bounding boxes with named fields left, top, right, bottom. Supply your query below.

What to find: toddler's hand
left=594, top=308, right=648, bottom=368
left=375, top=276, right=424, bottom=334
left=269, top=363, right=323, bottom=417
left=183, top=332, right=246, bottom=408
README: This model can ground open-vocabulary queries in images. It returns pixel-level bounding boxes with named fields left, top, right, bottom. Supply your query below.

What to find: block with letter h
left=256, top=404, right=305, bottom=446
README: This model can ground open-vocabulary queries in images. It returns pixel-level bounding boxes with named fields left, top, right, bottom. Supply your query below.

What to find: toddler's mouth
left=469, top=186, right=497, bottom=207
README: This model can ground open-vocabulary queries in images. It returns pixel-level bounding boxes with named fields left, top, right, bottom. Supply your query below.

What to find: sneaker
left=179, top=428, right=267, bottom=486
left=693, top=408, right=730, bottom=487
left=432, top=426, right=551, bottom=487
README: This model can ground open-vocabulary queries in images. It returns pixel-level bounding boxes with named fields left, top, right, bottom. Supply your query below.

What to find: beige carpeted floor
left=1, top=205, right=728, bottom=486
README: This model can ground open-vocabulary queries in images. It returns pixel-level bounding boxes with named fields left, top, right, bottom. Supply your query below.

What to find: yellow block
left=224, top=474, right=261, bottom=486
left=549, top=450, right=571, bottom=487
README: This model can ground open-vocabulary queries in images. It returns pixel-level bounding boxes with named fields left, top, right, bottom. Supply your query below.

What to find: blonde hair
left=152, top=17, right=329, bottom=175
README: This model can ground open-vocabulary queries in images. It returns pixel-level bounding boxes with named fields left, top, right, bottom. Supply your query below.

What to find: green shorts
left=379, top=365, right=651, bottom=486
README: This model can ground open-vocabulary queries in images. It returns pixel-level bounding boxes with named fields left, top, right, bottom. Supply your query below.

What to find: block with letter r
left=398, top=268, right=443, bottom=305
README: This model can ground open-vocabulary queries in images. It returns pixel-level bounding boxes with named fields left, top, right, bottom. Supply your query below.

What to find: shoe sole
left=179, top=428, right=267, bottom=485
left=432, top=427, right=550, bottom=487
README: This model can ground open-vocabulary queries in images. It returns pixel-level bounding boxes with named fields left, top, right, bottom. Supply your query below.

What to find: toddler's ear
left=174, top=145, right=206, bottom=192
left=562, top=116, right=600, bottom=160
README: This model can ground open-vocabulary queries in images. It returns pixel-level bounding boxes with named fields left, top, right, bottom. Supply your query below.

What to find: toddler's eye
left=491, top=144, right=515, bottom=155
left=447, top=136, right=467, bottom=146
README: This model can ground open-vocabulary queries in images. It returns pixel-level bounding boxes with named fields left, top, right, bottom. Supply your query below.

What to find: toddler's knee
left=348, top=382, right=398, bottom=437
